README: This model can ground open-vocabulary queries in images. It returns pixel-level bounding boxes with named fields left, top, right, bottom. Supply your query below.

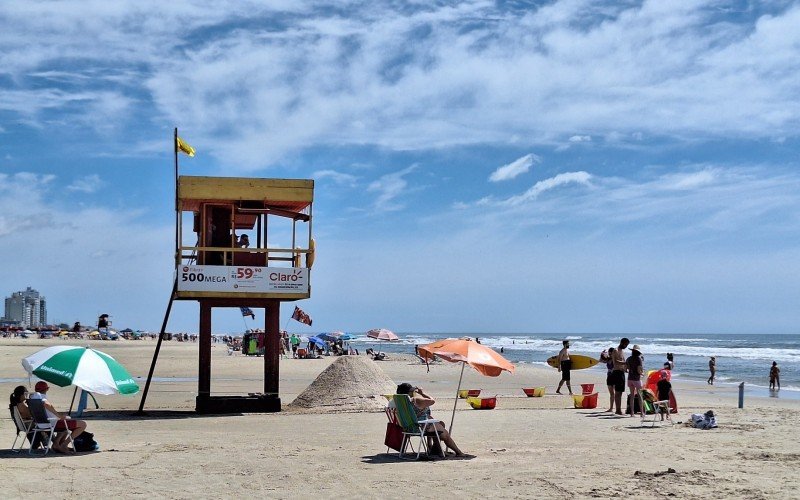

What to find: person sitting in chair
left=396, top=383, right=465, bottom=457
left=30, top=381, right=87, bottom=453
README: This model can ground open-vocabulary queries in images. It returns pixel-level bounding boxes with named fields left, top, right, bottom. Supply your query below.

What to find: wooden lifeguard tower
left=139, top=173, right=314, bottom=414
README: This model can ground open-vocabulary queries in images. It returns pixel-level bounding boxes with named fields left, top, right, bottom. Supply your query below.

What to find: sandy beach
left=2, top=337, right=799, bottom=499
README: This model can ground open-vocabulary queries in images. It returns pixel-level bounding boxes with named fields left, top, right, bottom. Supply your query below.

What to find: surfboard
left=546, top=354, right=599, bottom=370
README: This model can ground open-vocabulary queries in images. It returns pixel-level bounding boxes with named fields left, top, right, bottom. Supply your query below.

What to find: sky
left=2, top=0, right=800, bottom=335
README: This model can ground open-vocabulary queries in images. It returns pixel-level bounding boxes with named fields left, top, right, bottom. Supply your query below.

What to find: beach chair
left=10, top=406, right=34, bottom=453
left=27, top=398, right=73, bottom=455
left=392, top=395, right=445, bottom=460
left=645, top=400, right=674, bottom=427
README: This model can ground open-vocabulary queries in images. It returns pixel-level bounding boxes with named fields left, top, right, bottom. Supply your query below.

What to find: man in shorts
left=30, top=381, right=87, bottom=453
left=610, top=337, right=629, bottom=415
left=555, top=340, right=573, bottom=395
left=290, top=333, right=300, bottom=358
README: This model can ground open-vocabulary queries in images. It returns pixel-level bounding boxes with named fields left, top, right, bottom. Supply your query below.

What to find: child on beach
left=656, top=371, right=674, bottom=421
left=770, top=361, right=780, bottom=390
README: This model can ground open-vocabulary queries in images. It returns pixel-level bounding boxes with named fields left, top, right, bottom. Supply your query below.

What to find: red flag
left=291, top=306, right=312, bottom=326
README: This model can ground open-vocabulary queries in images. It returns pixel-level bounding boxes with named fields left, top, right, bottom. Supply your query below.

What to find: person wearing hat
left=708, top=356, right=716, bottom=385
left=396, top=383, right=465, bottom=457
left=626, top=345, right=646, bottom=418
left=30, top=381, right=87, bottom=453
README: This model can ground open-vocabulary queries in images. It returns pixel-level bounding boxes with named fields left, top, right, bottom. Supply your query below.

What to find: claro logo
left=269, top=269, right=303, bottom=282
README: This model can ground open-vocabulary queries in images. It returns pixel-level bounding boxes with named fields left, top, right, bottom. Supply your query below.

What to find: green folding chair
left=392, top=395, right=445, bottom=459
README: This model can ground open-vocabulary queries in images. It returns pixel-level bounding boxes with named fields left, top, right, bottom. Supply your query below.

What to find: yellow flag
left=176, top=136, right=195, bottom=157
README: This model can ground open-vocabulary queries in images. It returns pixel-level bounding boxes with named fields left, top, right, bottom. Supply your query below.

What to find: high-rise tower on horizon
left=4, top=287, right=47, bottom=328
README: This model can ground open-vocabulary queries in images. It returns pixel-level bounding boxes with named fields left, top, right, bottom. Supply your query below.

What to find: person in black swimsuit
left=556, top=340, right=573, bottom=395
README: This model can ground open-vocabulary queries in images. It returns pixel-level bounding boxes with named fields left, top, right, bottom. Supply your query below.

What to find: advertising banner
left=176, top=265, right=309, bottom=294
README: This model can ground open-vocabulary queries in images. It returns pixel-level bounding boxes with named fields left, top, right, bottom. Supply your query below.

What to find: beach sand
left=2, top=338, right=799, bottom=499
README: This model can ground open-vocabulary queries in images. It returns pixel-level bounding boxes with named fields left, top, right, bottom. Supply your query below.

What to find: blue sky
left=2, top=0, right=800, bottom=335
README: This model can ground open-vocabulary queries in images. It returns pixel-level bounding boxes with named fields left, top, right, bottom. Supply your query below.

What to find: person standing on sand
left=600, top=347, right=616, bottom=412
left=770, top=361, right=780, bottom=390
left=290, top=334, right=300, bottom=358
left=611, top=337, right=629, bottom=415
left=626, top=345, right=645, bottom=418
left=555, top=340, right=573, bottom=395
left=708, top=356, right=716, bottom=385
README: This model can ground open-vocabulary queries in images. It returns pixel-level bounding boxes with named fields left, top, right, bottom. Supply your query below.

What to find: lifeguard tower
left=139, top=175, right=314, bottom=414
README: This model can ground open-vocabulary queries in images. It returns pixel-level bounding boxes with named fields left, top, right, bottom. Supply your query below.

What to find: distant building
left=4, top=287, right=47, bottom=328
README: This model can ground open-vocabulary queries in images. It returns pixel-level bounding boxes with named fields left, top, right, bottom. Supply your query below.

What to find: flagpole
left=174, top=127, right=179, bottom=267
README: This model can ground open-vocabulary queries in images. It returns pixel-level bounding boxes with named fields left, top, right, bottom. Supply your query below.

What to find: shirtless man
left=707, top=356, right=716, bottom=385
left=610, top=337, right=629, bottom=415
left=555, top=340, right=573, bottom=395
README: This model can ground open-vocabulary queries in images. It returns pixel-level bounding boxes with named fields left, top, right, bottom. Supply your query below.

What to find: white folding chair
left=647, top=400, right=674, bottom=427
left=10, top=406, right=33, bottom=453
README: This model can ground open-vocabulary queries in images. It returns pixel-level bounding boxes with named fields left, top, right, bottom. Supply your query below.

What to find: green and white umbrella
left=22, top=346, right=139, bottom=395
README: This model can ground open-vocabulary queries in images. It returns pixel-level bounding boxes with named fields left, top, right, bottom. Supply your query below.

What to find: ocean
left=347, top=332, right=800, bottom=400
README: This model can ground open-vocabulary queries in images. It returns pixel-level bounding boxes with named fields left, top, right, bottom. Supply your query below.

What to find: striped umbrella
left=22, top=346, right=139, bottom=395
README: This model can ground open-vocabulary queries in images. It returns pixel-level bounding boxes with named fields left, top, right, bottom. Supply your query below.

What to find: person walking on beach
left=707, top=356, right=716, bottom=385
left=555, top=340, right=573, bottom=395
left=611, top=337, right=629, bottom=415
left=626, top=345, right=645, bottom=418
left=770, top=361, right=780, bottom=390
left=290, top=334, right=300, bottom=358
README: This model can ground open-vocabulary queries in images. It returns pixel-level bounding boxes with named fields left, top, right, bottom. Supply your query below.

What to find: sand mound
left=287, top=356, right=396, bottom=413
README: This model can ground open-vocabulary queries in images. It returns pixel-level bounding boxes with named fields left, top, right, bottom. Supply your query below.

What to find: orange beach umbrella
left=419, top=337, right=514, bottom=434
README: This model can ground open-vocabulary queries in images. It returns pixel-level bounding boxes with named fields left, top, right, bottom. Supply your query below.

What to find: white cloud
left=312, top=169, right=358, bottom=187
left=489, top=153, right=540, bottom=182
left=569, top=135, right=592, bottom=143
left=503, top=171, right=593, bottom=206
left=1, top=2, right=798, bottom=167
left=67, top=174, right=103, bottom=193
left=367, top=165, right=417, bottom=211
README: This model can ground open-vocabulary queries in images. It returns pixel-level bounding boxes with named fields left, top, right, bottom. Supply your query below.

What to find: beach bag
left=73, top=431, right=99, bottom=452
left=384, top=423, right=404, bottom=452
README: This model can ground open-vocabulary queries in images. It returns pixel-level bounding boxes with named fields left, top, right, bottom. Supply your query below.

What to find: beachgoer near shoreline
left=290, top=334, right=300, bottom=358
left=708, top=356, right=716, bottom=385
left=396, top=383, right=465, bottom=457
left=665, top=352, right=674, bottom=370
left=611, top=338, right=629, bottom=414
left=770, top=361, right=780, bottom=390
left=556, top=340, right=573, bottom=395
left=600, top=348, right=615, bottom=412
left=626, top=345, right=645, bottom=418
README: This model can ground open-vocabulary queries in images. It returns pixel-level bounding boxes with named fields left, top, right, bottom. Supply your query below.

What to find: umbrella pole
left=449, top=362, right=465, bottom=435
left=68, top=386, right=78, bottom=416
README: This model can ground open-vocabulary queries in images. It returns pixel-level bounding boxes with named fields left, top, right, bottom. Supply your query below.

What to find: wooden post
left=198, top=300, right=212, bottom=398
left=265, top=300, right=280, bottom=395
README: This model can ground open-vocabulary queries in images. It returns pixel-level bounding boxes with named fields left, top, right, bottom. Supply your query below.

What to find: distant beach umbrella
left=21, top=346, right=139, bottom=396
left=366, top=328, right=399, bottom=341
